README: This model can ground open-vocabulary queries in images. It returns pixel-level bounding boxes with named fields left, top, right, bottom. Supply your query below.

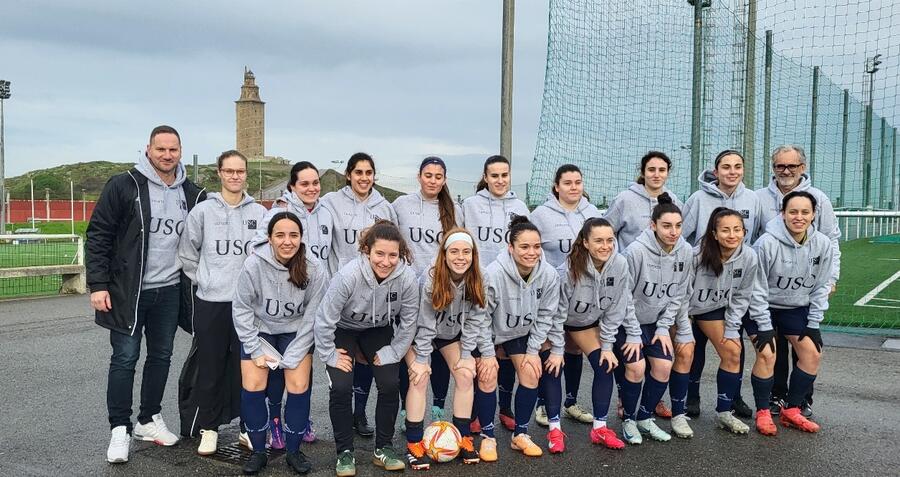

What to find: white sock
left=592, top=419, right=607, bottom=430
left=549, top=421, right=561, bottom=431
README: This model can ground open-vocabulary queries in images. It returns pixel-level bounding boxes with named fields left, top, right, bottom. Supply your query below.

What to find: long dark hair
left=476, top=155, right=510, bottom=192
left=636, top=151, right=672, bottom=185
left=287, top=161, right=318, bottom=192
left=419, top=156, right=457, bottom=233
left=568, top=217, right=614, bottom=284
left=345, top=152, right=375, bottom=186
left=359, top=219, right=414, bottom=264
left=551, top=164, right=590, bottom=201
left=266, top=212, right=309, bottom=288
left=651, top=192, right=681, bottom=221
left=508, top=214, right=540, bottom=244
left=698, top=207, right=745, bottom=277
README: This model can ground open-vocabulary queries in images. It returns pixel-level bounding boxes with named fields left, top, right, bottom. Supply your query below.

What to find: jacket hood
left=277, top=190, right=323, bottom=217
left=207, top=191, right=257, bottom=209
left=699, top=170, right=747, bottom=199
left=634, top=227, right=689, bottom=257
left=136, top=153, right=186, bottom=188
left=341, top=185, right=388, bottom=208
left=476, top=188, right=520, bottom=201
left=764, top=215, right=808, bottom=248
left=354, top=253, right=410, bottom=287
left=766, top=173, right=812, bottom=197
left=253, top=239, right=289, bottom=271
left=541, top=194, right=592, bottom=216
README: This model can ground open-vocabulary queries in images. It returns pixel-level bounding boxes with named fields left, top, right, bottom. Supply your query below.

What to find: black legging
left=327, top=325, right=400, bottom=453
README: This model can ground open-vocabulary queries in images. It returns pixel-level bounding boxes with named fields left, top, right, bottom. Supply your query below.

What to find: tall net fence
left=530, top=0, right=900, bottom=211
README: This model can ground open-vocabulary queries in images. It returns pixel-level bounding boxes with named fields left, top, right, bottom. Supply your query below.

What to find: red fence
left=4, top=199, right=277, bottom=223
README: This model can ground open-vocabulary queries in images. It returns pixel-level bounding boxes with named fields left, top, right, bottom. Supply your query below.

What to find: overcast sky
left=1, top=1, right=896, bottom=192
left=0, top=1, right=551, bottom=187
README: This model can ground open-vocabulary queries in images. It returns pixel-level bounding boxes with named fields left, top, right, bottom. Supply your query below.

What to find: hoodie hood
left=530, top=194, right=600, bottom=268
left=394, top=191, right=463, bottom=277
left=605, top=182, right=682, bottom=251
left=462, top=188, right=530, bottom=266
left=681, top=170, right=761, bottom=245
left=625, top=228, right=692, bottom=328
left=256, top=189, right=334, bottom=268
left=137, top=153, right=186, bottom=188
left=138, top=153, right=190, bottom=289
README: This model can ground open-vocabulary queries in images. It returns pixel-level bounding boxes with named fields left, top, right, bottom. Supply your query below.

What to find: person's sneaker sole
left=372, top=458, right=406, bottom=471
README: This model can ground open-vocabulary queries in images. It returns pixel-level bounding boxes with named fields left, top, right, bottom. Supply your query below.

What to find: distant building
left=236, top=68, right=286, bottom=164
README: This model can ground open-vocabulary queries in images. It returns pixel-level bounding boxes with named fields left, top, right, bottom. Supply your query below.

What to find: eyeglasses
left=773, top=163, right=803, bottom=172
left=220, top=169, right=247, bottom=177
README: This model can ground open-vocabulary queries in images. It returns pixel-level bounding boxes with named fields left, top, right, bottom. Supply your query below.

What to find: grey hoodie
left=687, top=244, right=773, bottom=339
left=412, top=269, right=487, bottom=363
left=682, top=170, right=765, bottom=246
left=483, top=249, right=561, bottom=354
left=753, top=217, right=835, bottom=329
left=556, top=254, right=642, bottom=351
left=232, top=242, right=327, bottom=369
left=605, top=183, right=684, bottom=251
left=321, top=186, right=398, bottom=270
left=623, top=228, right=693, bottom=343
left=462, top=189, right=530, bottom=265
left=755, top=174, right=840, bottom=284
left=178, top=192, right=267, bottom=302
left=136, top=154, right=191, bottom=289
left=314, top=254, right=419, bottom=368
left=530, top=195, right=601, bottom=267
left=257, top=190, right=335, bottom=273
left=393, top=191, right=464, bottom=277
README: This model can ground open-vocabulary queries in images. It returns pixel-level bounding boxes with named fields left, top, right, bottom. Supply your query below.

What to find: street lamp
left=863, top=54, right=882, bottom=207
left=0, top=79, right=10, bottom=234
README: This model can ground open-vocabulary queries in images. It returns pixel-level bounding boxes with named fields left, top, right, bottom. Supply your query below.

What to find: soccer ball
left=422, top=421, right=461, bottom=463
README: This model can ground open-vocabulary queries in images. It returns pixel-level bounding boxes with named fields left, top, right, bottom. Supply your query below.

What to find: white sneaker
left=239, top=431, right=253, bottom=451
left=670, top=414, right=694, bottom=439
left=107, top=426, right=130, bottom=463
left=197, top=430, right=218, bottom=455
left=535, top=405, right=550, bottom=427
left=133, top=414, right=179, bottom=446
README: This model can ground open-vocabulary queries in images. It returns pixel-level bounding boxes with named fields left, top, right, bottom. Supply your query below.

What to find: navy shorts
left=639, top=324, right=673, bottom=361
left=433, top=332, right=462, bottom=351
left=693, top=308, right=726, bottom=321
left=564, top=319, right=599, bottom=333
left=498, top=334, right=530, bottom=356
left=240, top=331, right=296, bottom=360
left=770, top=306, right=810, bottom=336
left=613, top=326, right=645, bottom=363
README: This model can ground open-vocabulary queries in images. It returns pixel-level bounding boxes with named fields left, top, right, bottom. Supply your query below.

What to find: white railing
left=835, top=211, right=900, bottom=241
left=0, top=234, right=86, bottom=294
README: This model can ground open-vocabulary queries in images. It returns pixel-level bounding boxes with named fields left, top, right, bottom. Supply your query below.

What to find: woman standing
left=687, top=207, right=776, bottom=434
left=622, top=194, right=693, bottom=443
left=178, top=150, right=266, bottom=455
left=479, top=215, right=562, bottom=457
left=393, top=157, right=462, bottom=428
left=315, top=221, right=420, bottom=476
left=682, top=150, right=764, bottom=419
left=403, top=228, right=485, bottom=469
left=462, top=155, right=529, bottom=265
left=321, top=152, right=398, bottom=438
left=752, top=190, right=832, bottom=433
left=557, top=217, right=645, bottom=449
left=232, top=212, right=327, bottom=475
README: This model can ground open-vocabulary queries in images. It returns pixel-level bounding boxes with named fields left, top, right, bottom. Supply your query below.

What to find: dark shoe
left=353, top=414, right=374, bottom=438
left=458, top=436, right=480, bottom=464
left=769, top=397, right=785, bottom=416
left=800, top=400, right=813, bottom=418
left=286, top=450, right=312, bottom=475
left=732, top=396, right=753, bottom=419
left=243, top=452, right=268, bottom=475
left=686, top=396, right=701, bottom=417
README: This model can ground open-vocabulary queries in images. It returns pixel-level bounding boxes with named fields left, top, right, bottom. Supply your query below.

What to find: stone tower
left=235, top=67, right=265, bottom=159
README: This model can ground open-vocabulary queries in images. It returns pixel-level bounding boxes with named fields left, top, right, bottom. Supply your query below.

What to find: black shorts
left=240, top=331, right=296, bottom=360
left=613, top=326, right=644, bottom=363
left=333, top=325, right=394, bottom=364
left=693, top=308, right=726, bottom=321
left=433, top=332, right=462, bottom=352
left=771, top=306, right=810, bottom=336
left=564, top=319, right=600, bottom=333
left=639, top=324, right=673, bottom=361
left=498, top=334, right=530, bottom=356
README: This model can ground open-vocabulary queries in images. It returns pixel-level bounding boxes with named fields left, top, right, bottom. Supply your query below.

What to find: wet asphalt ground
left=1, top=295, right=898, bottom=476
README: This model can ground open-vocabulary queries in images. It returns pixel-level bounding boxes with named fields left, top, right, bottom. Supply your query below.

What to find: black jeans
left=326, top=325, right=400, bottom=453
left=107, top=284, right=180, bottom=431
left=193, top=298, right=241, bottom=430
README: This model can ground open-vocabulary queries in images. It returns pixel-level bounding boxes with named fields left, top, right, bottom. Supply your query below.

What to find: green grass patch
left=825, top=238, right=900, bottom=329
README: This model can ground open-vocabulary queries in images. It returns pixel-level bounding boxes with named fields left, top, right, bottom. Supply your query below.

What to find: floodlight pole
left=689, top=0, right=706, bottom=194
left=500, top=0, right=514, bottom=163
left=0, top=80, right=10, bottom=234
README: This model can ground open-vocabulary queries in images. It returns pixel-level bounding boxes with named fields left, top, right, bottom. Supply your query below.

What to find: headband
left=420, top=156, right=446, bottom=173
left=444, top=232, right=474, bottom=250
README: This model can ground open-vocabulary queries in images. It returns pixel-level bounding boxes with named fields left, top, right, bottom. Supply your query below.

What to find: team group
left=86, top=125, right=839, bottom=476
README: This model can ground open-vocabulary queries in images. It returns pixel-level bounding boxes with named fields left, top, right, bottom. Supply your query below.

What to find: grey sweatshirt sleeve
left=178, top=207, right=204, bottom=283
left=673, top=265, right=695, bottom=343
left=807, top=239, right=835, bottom=328
left=599, top=262, right=635, bottom=350
left=281, top=264, right=328, bottom=369
left=681, top=194, right=700, bottom=246
left=747, top=252, right=774, bottom=333
left=604, top=195, right=625, bottom=235
left=315, top=273, right=352, bottom=368
left=460, top=302, right=484, bottom=360
left=527, top=272, right=562, bottom=355
left=413, top=282, right=437, bottom=364
left=723, top=262, right=752, bottom=340
left=232, top=262, right=264, bottom=359
left=477, top=280, right=498, bottom=358
left=619, top=270, right=643, bottom=344
left=817, top=197, right=841, bottom=284
left=376, top=274, right=420, bottom=365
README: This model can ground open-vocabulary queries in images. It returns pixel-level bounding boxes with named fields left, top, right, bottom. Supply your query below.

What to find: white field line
left=855, top=270, right=900, bottom=307
left=869, top=297, right=900, bottom=303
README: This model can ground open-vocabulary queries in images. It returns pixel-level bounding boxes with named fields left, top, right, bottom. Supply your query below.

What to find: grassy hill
left=5, top=161, right=403, bottom=201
